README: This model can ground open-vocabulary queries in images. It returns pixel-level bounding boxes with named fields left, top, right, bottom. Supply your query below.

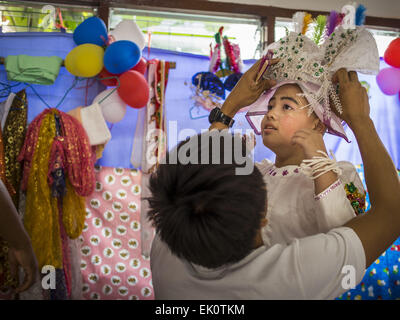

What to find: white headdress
left=246, top=9, right=379, bottom=141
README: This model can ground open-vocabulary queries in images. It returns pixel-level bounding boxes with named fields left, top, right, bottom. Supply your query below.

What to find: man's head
left=146, top=131, right=267, bottom=269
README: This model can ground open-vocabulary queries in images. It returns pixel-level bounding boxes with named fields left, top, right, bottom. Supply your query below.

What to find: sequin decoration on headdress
left=245, top=5, right=379, bottom=141
left=17, top=108, right=95, bottom=269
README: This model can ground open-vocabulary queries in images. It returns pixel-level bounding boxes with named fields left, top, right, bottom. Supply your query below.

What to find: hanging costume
left=17, top=108, right=95, bottom=298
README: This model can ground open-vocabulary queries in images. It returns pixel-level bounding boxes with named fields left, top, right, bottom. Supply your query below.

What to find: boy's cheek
left=279, top=118, right=302, bottom=139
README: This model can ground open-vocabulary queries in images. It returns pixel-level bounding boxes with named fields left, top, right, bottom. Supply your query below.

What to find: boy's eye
left=267, top=105, right=273, bottom=110
left=283, top=104, right=293, bottom=110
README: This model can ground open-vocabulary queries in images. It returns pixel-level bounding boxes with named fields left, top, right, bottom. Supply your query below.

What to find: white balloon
left=110, top=20, right=145, bottom=50
left=94, top=88, right=127, bottom=123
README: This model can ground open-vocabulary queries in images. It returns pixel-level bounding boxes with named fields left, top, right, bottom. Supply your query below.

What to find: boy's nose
left=266, top=110, right=277, bottom=120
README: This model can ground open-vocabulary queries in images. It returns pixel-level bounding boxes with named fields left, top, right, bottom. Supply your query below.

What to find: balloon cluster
left=376, top=38, right=400, bottom=99
left=65, top=17, right=150, bottom=123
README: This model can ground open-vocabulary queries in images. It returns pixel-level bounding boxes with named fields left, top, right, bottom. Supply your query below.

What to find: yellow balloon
left=65, top=48, right=78, bottom=75
left=65, top=43, right=104, bottom=77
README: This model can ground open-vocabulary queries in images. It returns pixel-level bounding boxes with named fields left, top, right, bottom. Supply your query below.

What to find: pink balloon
left=376, top=68, right=400, bottom=95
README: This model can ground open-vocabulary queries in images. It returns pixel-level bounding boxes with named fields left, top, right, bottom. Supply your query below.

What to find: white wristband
left=300, top=150, right=342, bottom=179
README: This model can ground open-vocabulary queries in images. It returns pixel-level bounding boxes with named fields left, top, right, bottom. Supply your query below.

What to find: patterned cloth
left=81, top=166, right=154, bottom=300
left=0, top=90, right=27, bottom=295
left=130, top=59, right=170, bottom=258
left=3, top=89, right=27, bottom=206
left=336, top=165, right=400, bottom=300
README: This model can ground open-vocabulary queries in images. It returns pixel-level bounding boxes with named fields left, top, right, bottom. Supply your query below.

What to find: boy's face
left=260, top=84, right=318, bottom=150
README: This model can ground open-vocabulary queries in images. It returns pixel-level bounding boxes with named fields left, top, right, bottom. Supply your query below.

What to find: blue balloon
left=104, top=40, right=141, bottom=74
left=73, top=17, right=108, bottom=46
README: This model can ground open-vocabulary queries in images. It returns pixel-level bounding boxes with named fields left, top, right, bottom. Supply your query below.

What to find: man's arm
left=0, top=179, right=30, bottom=249
left=0, top=179, right=38, bottom=292
left=209, top=58, right=278, bottom=131
left=344, top=119, right=400, bottom=266
left=331, top=69, right=400, bottom=267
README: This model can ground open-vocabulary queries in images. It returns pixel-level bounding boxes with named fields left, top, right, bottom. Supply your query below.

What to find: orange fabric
left=67, top=106, right=82, bottom=124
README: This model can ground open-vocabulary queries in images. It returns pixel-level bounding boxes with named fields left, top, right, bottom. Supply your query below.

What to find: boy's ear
left=313, top=119, right=326, bottom=134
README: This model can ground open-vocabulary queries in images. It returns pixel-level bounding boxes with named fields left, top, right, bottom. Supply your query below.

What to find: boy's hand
left=221, top=58, right=279, bottom=117
left=292, top=129, right=327, bottom=159
left=331, top=68, right=371, bottom=128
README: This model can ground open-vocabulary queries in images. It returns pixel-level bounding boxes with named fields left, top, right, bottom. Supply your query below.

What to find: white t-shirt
left=150, top=227, right=366, bottom=300
left=255, top=159, right=364, bottom=248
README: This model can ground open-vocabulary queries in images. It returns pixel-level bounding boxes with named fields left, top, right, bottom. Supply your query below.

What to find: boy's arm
left=313, top=174, right=357, bottom=233
left=291, top=129, right=339, bottom=195
left=291, top=130, right=357, bottom=231
left=332, top=69, right=400, bottom=267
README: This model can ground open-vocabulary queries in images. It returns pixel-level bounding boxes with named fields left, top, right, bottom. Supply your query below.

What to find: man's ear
left=260, top=218, right=268, bottom=228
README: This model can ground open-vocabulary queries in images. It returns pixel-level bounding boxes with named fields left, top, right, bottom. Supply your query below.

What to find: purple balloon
left=376, top=67, right=400, bottom=95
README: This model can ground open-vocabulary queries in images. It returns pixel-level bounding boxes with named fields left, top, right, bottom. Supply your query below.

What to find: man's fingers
left=14, top=268, right=35, bottom=293
left=269, top=58, right=280, bottom=65
left=349, top=71, right=359, bottom=82
left=8, top=250, right=18, bottom=280
left=363, top=86, right=368, bottom=96
left=249, top=58, right=264, bottom=72
left=332, top=68, right=349, bottom=85
left=251, top=56, right=280, bottom=76
left=263, top=79, right=277, bottom=90
left=337, top=68, right=350, bottom=83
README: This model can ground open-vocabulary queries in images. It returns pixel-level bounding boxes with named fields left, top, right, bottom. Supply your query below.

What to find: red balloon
left=131, top=57, right=147, bottom=75
left=117, top=70, right=149, bottom=108
left=384, top=37, right=400, bottom=68
left=98, top=67, right=119, bottom=86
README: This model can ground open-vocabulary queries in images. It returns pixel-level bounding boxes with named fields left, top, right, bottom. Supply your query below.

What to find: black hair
left=146, top=131, right=267, bottom=269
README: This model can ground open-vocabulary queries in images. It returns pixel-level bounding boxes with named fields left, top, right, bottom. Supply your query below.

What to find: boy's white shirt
left=150, top=227, right=366, bottom=300
left=255, top=159, right=363, bottom=248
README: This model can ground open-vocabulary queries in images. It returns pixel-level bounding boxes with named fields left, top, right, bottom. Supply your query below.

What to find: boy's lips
left=263, top=123, right=278, bottom=134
